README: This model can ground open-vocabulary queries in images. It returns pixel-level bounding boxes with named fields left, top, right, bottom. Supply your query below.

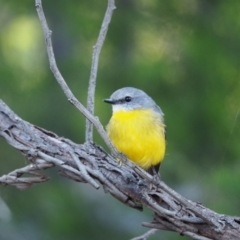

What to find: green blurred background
left=0, top=0, right=240, bottom=239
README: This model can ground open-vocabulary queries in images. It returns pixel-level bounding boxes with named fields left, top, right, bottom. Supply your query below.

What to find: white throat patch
left=112, top=104, right=133, bottom=113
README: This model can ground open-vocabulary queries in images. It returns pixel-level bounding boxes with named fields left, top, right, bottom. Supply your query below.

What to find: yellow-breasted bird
left=104, top=87, right=166, bottom=175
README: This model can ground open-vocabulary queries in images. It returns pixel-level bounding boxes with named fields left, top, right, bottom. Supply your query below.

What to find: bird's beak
left=103, top=98, right=115, bottom=104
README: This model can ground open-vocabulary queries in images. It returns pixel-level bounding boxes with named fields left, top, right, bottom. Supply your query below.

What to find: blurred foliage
left=0, top=0, right=240, bottom=239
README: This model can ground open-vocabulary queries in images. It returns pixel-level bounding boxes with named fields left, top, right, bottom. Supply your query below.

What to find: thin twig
left=37, top=151, right=100, bottom=189
left=35, top=0, right=118, bottom=157
left=0, top=161, right=52, bottom=189
left=69, top=151, right=100, bottom=189
left=130, top=229, right=158, bottom=240
left=86, top=0, right=116, bottom=143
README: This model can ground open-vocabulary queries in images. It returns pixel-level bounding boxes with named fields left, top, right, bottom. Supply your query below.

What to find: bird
left=104, top=87, right=166, bottom=175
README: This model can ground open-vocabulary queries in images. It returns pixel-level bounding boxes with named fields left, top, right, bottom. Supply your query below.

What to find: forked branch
left=35, top=0, right=118, bottom=157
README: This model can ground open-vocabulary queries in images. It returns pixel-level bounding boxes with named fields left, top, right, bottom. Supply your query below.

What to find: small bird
left=104, top=87, right=166, bottom=175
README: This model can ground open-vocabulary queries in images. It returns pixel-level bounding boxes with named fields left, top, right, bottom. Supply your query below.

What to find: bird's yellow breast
left=106, top=109, right=166, bottom=169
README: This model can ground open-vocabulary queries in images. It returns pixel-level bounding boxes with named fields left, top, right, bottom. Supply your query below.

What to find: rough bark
left=1, top=100, right=240, bottom=240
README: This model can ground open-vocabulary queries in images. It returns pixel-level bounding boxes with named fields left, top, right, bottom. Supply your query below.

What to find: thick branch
left=0, top=100, right=240, bottom=239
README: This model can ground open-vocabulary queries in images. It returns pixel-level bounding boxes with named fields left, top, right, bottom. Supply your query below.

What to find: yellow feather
left=106, top=109, right=165, bottom=170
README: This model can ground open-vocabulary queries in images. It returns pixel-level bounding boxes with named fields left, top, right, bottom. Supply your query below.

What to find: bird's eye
left=125, top=96, right=132, bottom=102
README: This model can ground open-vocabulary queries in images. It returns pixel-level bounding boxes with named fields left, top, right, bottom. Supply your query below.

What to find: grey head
left=104, top=87, right=163, bottom=115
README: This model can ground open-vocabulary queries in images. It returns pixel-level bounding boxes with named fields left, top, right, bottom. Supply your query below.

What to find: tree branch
left=35, top=0, right=117, bottom=157
left=86, top=0, right=116, bottom=143
left=0, top=100, right=240, bottom=239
